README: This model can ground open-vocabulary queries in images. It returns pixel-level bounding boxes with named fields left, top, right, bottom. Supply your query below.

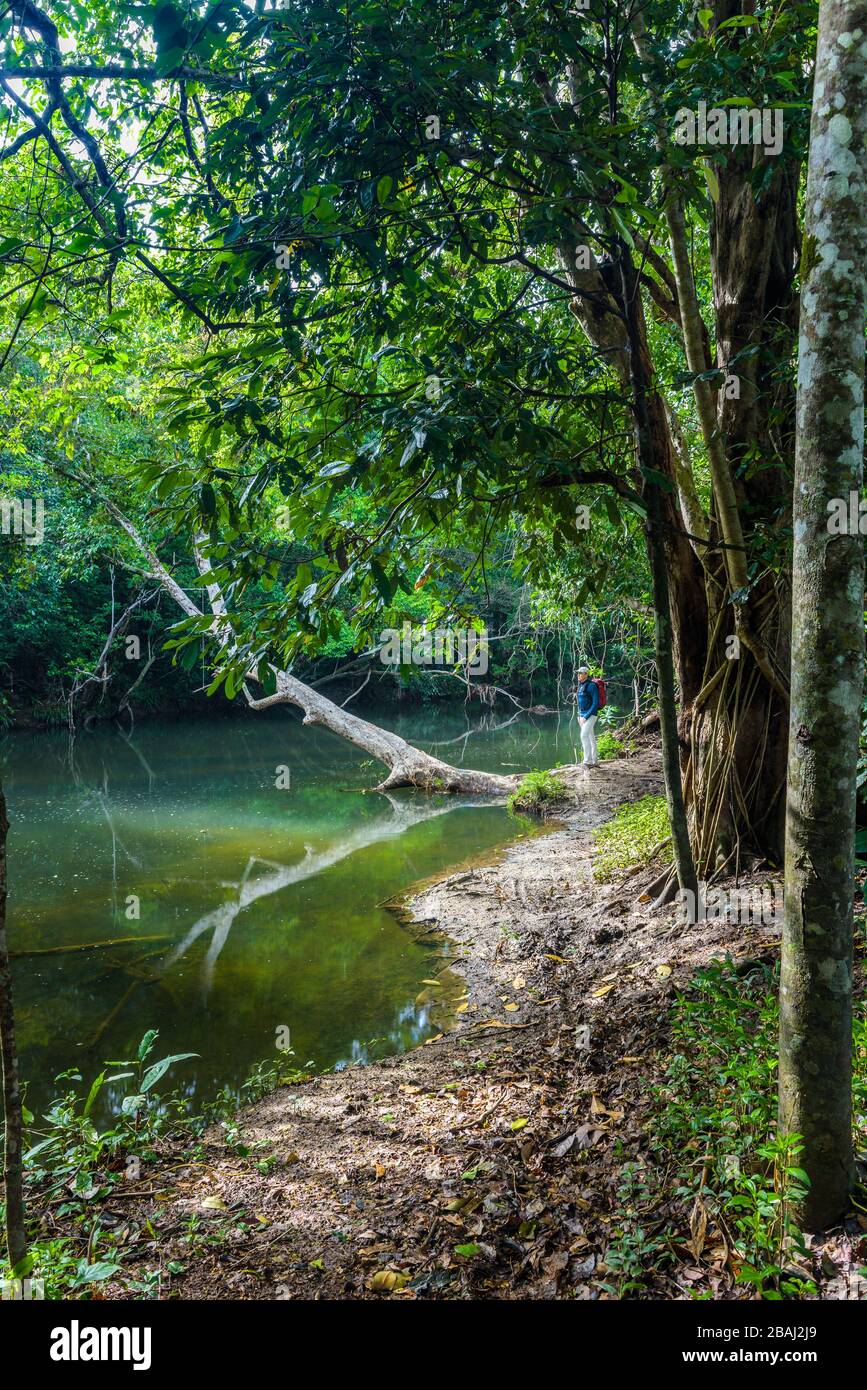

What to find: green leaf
left=609, top=206, right=634, bottom=250
left=83, top=1070, right=106, bottom=1118
left=703, top=160, right=720, bottom=205
left=11, top=1253, right=34, bottom=1279
left=369, top=559, right=394, bottom=602
left=138, top=1029, right=159, bottom=1062
left=23, top=1137, right=58, bottom=1163
left=140, top=1052, right=199, bottom=1093
left=78, top=1261, right=122, bottom=1283
left=641, top=466, right=675, bottom=493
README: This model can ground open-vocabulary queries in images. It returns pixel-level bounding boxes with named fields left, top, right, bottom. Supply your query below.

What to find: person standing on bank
left=575, top=666, right=600, bottom=768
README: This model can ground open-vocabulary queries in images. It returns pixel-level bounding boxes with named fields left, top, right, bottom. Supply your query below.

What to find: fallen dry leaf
left=591, top=1095, right=624, bottom=1121
left=369, top=1269, right=410, bottom=1293
left=688, top=1196, right=709, bottom=1260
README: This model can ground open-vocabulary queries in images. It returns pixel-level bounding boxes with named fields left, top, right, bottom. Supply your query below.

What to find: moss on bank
left=507, top=768, right=568, bottom=815
left=591, top=794, right=671, bottom=881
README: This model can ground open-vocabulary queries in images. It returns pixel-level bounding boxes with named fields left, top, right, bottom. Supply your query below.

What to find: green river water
left=2, top=705, right=587, bottom=1120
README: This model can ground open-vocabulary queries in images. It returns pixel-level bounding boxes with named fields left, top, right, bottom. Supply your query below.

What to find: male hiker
left=575, top=666, right=600, bottom=768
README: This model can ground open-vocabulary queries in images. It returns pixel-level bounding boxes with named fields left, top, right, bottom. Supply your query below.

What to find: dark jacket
left=576, top=678, right=599, bottom=717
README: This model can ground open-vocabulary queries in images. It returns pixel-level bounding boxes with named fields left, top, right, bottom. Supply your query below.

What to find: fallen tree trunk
left=89, top=485, right=518, bottom=795
left=10, top=935, right=168, bottom=958
left=246, top=669, right=518, bottom=793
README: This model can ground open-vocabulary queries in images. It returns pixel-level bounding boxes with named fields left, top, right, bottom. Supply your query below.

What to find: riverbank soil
left=66, top=746, right=866, bottom=1301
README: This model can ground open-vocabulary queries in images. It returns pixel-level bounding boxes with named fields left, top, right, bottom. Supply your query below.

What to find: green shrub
left=597, top=730, right=625, bottom=761
left=649, top=962, right=826, bottom=1298
left=507, top=768, right=567, bottom=815
left=591, top=794, right=671, bottom=881
left=599, top=962, right=864, bottom=1298
left=6, top=1031, right=312, bottom=1298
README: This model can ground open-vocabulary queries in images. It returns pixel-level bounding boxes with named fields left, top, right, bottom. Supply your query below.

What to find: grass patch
left=507, top=768, right=567, bottom=815
left=591, top=794, right=671, bottom=881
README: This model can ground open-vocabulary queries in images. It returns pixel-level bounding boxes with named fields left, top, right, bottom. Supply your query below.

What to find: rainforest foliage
left=1, top=0, right=866, bottom=1274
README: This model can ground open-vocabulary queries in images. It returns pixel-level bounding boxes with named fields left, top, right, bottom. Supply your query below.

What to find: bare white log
left=93, top=490, right=518, bottom=795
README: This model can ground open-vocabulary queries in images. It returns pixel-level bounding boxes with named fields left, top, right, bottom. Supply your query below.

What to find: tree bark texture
left=778, top=0, right=867, bottom=1229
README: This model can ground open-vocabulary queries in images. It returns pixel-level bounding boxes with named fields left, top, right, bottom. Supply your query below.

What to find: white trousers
left=580, top=714, right=598, bottom=766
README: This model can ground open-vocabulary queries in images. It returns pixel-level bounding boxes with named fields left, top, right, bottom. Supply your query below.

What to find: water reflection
left=161, top=790, right=499, bottom=996
left=4, top=706, right=582, bottom=1119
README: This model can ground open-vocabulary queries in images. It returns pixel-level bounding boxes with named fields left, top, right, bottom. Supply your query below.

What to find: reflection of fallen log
left=11, top=934, right=168, bottom=959
left=162, top=795, right=502, bottom=995
left=85, top=980, right=142, bottom=1048
left=82, top=948, right=171, bottom=1048
left=104, top=950, right=168, bottom=985
left=82, top=946, right=168, bottom=990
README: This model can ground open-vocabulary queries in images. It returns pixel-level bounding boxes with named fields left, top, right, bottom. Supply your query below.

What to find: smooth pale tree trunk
left=778, top=0, right=867, bottom=1229
left=0, top=778, right=27, bottom=1270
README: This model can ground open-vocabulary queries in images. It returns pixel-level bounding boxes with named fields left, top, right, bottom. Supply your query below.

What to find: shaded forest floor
left=49, top=745, right=867, bottom=1301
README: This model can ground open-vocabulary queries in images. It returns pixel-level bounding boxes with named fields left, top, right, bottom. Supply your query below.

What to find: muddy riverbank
left=40, top=744, right=866, bottom=1300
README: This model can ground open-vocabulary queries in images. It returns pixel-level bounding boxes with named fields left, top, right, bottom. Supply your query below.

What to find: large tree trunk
left=562, top=244, right=709, bottom=707
left=0, top=778, right=27, bottom=1271
left=689, top=0, right=801, bottom=867
left=564, top=238, right=786, bottom=867
left=778, top=0, right=867, bottom=1229
left=630, top=8, right=795, bottom=869
left=618, top=248, right=697, bottom=901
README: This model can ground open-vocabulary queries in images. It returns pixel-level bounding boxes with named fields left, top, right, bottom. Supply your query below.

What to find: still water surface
left=2, top=705, right=586, bottom=1119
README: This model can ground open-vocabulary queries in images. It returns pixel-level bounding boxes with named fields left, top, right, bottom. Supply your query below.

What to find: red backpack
left=592, top=678, right=607, bottom=709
